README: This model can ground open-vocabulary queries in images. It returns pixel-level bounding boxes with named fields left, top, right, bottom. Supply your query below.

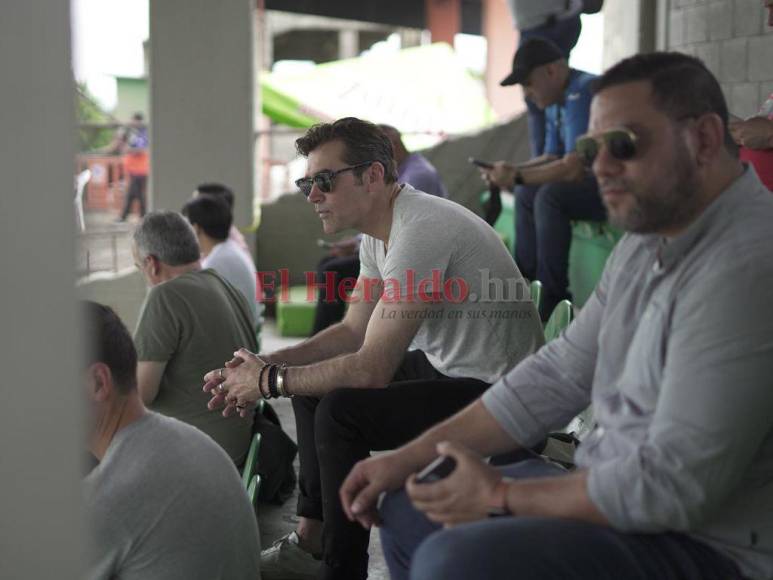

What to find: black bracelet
left=513, top=170, right=524, bottom=186
left=258, top=364, right=271, bottom=399
left=268, top=364, right=280, bottom=399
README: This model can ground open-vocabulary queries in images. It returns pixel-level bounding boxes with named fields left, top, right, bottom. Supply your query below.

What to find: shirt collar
left=655, top=165, right=761, bottom=271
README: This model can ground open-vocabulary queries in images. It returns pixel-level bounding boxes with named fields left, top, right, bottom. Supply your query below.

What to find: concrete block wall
left=667, top=0, right=773, bottom=118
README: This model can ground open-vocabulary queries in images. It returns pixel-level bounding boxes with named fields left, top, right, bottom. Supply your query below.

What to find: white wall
left=0, top=1, right=84, bottom=578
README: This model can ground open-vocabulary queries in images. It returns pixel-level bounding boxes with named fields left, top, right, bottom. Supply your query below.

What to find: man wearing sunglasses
left=484, top=37, right=606, bottom=320
left=204, top=117, right=544, bottom=580
left=344, top=52, right=773, bottom=580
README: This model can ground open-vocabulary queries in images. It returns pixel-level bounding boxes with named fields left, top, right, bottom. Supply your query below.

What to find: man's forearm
left=268, top=321, right=362, bottom=366
left=519, top=157, right=583, bottom=186
left=517, top=154, right=559, bottom=169
left=505, top=468, right=609, bottom=525
left=284, top=350, right=381, bottom=396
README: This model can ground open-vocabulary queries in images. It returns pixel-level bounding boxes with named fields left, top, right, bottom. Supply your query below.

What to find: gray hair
left=133, top=210, right=200, bottom=266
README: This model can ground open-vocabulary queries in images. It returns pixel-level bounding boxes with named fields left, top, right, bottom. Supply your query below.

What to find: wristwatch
left=486, top=477, right=513, bottom=517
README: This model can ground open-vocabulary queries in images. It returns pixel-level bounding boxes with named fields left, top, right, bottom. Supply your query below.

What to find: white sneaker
left=260, top=531, right=322, bottom=580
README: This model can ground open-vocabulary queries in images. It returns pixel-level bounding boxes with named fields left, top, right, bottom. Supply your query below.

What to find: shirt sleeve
left=133, top=286, right=180, bottom=362
left=563, top=80, right=593, bottom=153
left=587, top=258, right=773, bottom=532
left=481, top=243, right=612, bottom=446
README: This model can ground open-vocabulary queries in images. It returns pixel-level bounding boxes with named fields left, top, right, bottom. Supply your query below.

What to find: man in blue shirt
left=486, top=38, right=606, bottom=320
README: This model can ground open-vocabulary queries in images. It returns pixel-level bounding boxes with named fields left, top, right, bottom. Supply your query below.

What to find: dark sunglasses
left=295, top=162, right=374, bottom=197
left=575, top=128, right=638, bottom=167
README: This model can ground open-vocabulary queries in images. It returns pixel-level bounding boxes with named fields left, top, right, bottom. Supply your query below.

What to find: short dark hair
left=131, top=112, right=144, bottom=122
left=82, top=301, right=137, bottom=394
left=593, top=52, right=737, bottom=153
left=295, top=117, right=398, bottom=184
left=196, top=182, right=235, bottom=210
left=182, top=194, right=232, bottom=241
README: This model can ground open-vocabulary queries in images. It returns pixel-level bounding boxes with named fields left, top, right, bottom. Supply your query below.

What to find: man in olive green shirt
left=133, top=211, right=256, bottom=464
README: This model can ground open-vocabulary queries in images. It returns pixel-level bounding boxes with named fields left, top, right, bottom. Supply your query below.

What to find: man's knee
left=314, top=389, right=364, bottom=441
left=534, top=181, right=571, bottom=213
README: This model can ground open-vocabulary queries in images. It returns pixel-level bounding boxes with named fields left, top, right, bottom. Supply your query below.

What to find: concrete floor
left=258, top=322, right=390, bottom=580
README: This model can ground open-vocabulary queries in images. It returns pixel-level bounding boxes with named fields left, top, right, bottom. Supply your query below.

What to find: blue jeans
left=515, top=176, right=606, bottom=319
left=379, top=459, right=743, bottom=580
left=521, top=16, right=582, bottom=157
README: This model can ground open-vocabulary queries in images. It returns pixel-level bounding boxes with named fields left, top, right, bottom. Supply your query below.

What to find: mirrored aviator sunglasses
left=295, top=172, right=334, bottom=198
left=575, top=128, right=638, bottom=167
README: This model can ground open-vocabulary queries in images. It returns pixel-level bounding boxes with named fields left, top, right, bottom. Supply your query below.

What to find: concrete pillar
left=149, top=0, right=257, bottom=235
left=483, top=0, right=523, bottom=120
left=426, top=0, right=461, bottom=45
left=0, top=1, right=83, bottom=578
left=339, top=29, right=359, bottom=59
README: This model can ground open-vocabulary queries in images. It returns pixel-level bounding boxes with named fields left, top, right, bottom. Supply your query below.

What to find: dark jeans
left=380, top=459, right=743, bottom=580
left=515, top=176, right=606, bottom=319
left=313, top=254, right=360, bottom=334
left=292, top=350, right=489, bottom=580
left=120, top=174, right=147, bottom=220
left=521, top=15, right=582, bottom=157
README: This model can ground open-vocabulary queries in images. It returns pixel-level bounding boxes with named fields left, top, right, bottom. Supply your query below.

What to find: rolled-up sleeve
left=588, top=260, right=773, bottom=532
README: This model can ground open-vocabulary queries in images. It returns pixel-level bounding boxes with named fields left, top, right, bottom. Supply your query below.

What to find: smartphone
left=317, top=239, right=334, bottom=249
left=468, top=157, right=494, bottom=170
left=415, top=455, right=457, bottom=484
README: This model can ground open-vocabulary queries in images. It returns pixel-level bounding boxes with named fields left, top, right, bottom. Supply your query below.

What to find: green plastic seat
left=246, top=474, right=261, bottom=515
left=276, top=286, right=316, bottom=337
left=543, top=300, right=574, bottom=342
left=241, top=432, right=262, bottom=489
left=529, top=280, right=543, bottom=314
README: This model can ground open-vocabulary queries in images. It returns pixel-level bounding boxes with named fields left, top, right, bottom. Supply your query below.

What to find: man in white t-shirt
left=183, top=194, right=258, bottom=325
left=204, top=118, right=544, bottom=580
left=82, top=301, right=260, bottom=580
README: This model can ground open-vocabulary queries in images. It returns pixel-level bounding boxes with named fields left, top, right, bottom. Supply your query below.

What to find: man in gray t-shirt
left=82, top=302, right=260, bottom=580
left=206, top=118, right=544, bottom=579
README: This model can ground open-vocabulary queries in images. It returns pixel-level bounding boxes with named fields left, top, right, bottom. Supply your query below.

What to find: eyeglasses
left=295, top=162, right=374, bottom=198
left=575, top=127, right=638, bottom=167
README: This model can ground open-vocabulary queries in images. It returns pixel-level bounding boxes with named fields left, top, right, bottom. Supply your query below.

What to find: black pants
left=312, top=254, right=360, bottom=334
left=120, top=174, right=147, bottom=220
left=515, top=176, right=606, bottom=320
left=292, top=350, right=489, bottom=580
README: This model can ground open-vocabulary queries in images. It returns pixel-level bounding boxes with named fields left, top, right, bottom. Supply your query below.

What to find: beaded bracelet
left=267, top=363, right=280, bottom=398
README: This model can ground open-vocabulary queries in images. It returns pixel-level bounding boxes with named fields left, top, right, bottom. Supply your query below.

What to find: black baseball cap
left=500, top=38, right=565, bottom=87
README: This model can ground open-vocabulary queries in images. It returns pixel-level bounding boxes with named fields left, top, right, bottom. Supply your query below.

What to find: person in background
left=132, top=211, right=257, bottom=464
left=106, top=112, right=149, bottom=222
left=507, top=0, right=584, bottom=157
left=194, top=182, right=252, bottom=259
left=486, top=38, right=605, bottom=320
left=183, top=194, right=259, bottom=325
left=82, top=301, right=260, bottom=580
left=728, top=0, right=773, bottom=191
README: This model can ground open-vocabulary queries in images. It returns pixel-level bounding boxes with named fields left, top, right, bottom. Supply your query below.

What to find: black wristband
left=268, top=364, right=280, bottom=399
left=513, top=170, right=524, bottom=186
left=258, top=364, right=271, bottom=399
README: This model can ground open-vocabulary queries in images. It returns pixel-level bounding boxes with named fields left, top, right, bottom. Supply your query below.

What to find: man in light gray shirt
left=82, top=301, right=260, bottom=580
left=342, top=53, right=773, bottom=580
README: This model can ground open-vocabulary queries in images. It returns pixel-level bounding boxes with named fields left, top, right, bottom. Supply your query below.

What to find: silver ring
left=218, top=368, right=224, bottom=379
left=217, top=383, right=225, bottom=393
